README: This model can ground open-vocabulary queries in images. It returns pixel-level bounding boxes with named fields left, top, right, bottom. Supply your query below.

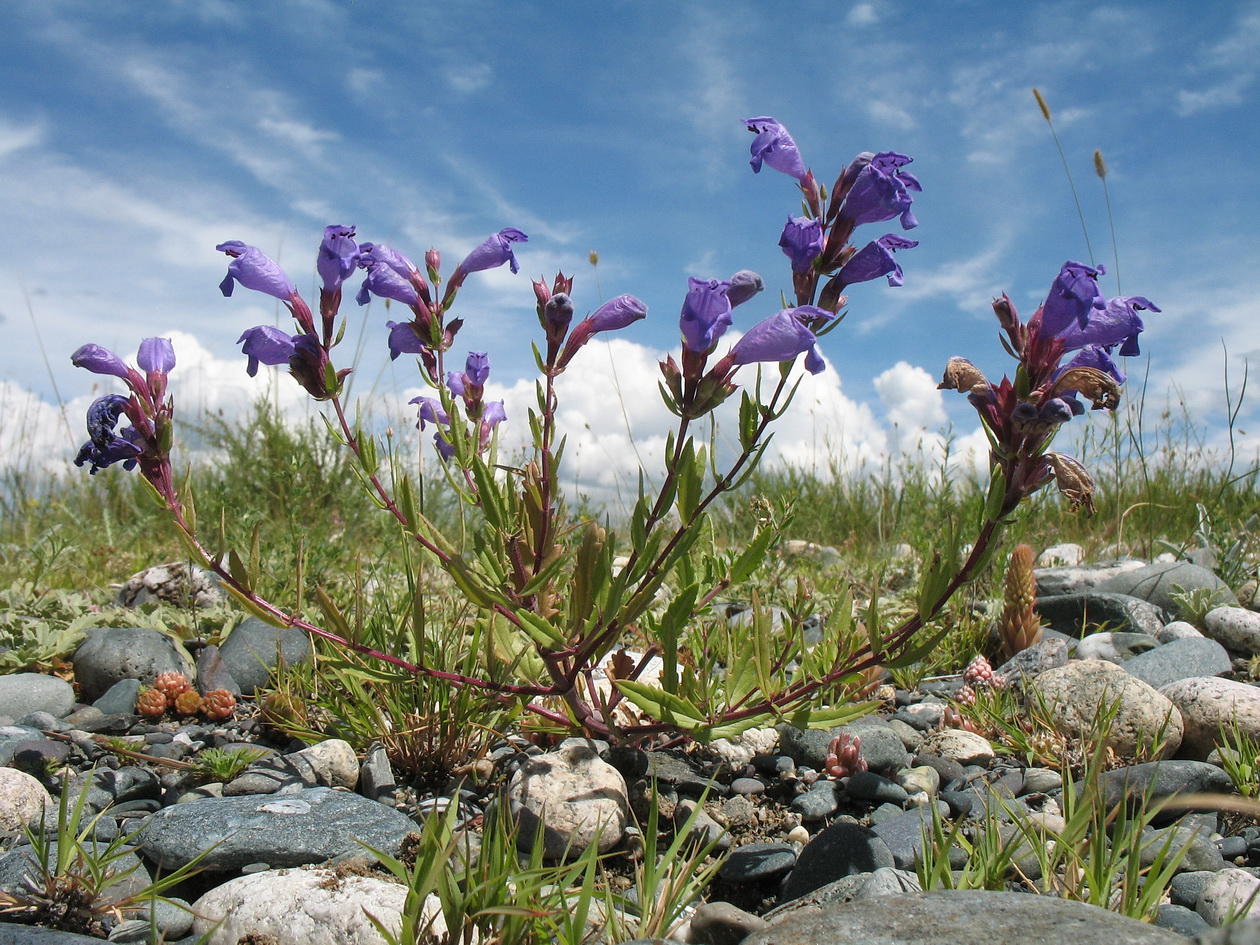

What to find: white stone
left=0, top=767, right=53, bottom=832
left=1157, top=620, right=1205, bottom=643
left=1028, top=659, right=1183, bottom=759
left=507, top=742, right=628, bottom=859
left=190, top=867, right=440, bottom=945
left=1037, top=543, right=1084, bottom=567
left=295, top=738, right=360, bottom=790
left=705, top=727, right=778, bottom=767
left=1204, top=606, right=1260, bottom=656
left=1160, top=676, right=1260, bottom=760
left=1197, top=867, right=1260, bottom=926
left=917, top=729, right=995, bottom=766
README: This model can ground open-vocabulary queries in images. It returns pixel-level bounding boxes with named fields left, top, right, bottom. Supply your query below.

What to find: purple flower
left=459, top=227, right=528, bottom=275
left=71, top=344, right=129, bottom=379
left=804, top=346, right=826, bottom=375
left=433, top=432, right=456, bottom=461
left=357, top=260, right=419, bottom=307
left=446, top=371, right=466, bottom=397
left=137, top=337, right=176, bottom=374
left=409, top=396, right=450, bottom=428
left=836, top=234, right=919, bottom=289
left=74, top=394, right=142, bottom=474
left=588, top=295, right=647, bottom=332
left=464, top=351, right=490, bottom=387
left=726, top=271, right=764, bottom=308
left=779, top=216, right=824, bottom=273
left=1039, top=261, right=1106, bottom=336
left=679, top=277, right=733, bottom=353
left=838, top=152, right=921, bottom=231
left=386, top=320, right=426, bottom=360
left=317, top=224, right=360, bottom=292
left=237, top=325, right=297, bottom=377
left=1057, top=295, right=1159, bottom=357
left=744, top=117, right=807, bottom=180
left=216, top=241, right=297, bottom=301
left=360, top=242, right=418, bottom=279
left=731, top=310, right=817, bottom=366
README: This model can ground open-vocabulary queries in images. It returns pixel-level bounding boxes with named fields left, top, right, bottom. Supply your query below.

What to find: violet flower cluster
left=939, top=260, right=1160, bottom=513
left=70, top=338, right=178, bottom=501
left=660, top=117, right=923, bottom=419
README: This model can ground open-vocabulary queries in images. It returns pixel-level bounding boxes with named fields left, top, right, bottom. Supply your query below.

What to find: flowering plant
left=69, top=118, right=1151, bottom=742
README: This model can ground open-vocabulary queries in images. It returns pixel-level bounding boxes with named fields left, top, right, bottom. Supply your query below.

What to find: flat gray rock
left=780, top=822, right=895, bottom=902
left=0, top=673, right=76, bottom=720
left=217, top=618, right=312, bottom=696
left=1099, top=560, right=1237, bottom=614
left=1036, top=592, right=1165, bottom=637
left=136, top=786, right=417, bottom=871
left=744, top=889, right=1189, bottom=945
left=1124, top=637, right=1232, bottom=689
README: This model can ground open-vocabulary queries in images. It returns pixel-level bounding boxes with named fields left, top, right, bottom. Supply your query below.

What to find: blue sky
left=2, top=0, right=1258, bottom=492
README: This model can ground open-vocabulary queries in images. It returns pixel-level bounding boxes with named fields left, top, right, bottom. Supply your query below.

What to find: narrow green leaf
left=227, top=548, right=253, bottom=594
left=614, top=679, right=707, bottom=727
left=658, top=583, right=698, bottom=691
left=729, top=526, right=778, bottom=585
left=786, top=699, right=881, bottom=730
left=314, top=586, right=352, bottom=638
left=514, top=610, right=566, bottom=649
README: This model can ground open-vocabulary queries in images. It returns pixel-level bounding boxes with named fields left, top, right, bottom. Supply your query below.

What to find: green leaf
left=785, top=700, right=881, bottom=730
left=885, top=624, right=954, bottom=668
left=314, top=586, right=353, bottom=638
left=614, top=679, right=707, bottom=727
left=514, top=610, right=566, bottom=649
left=658, top=583, right=698, bottom=691
left=221, top=583, right=283, bottom=625
left=397, top=473, right=419, bottom=531
left=729, top=526, right=778, bottom=585
left=470, top=458, right=505, bottom=531
left=227, top=548, right=253, bottom=594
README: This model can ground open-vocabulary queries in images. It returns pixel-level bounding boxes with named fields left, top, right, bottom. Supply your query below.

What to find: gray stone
left=780, top=822, right=895, bottom=902
left=917, top=729, right=995, bottom=766
left=136, top=786, right=418, bottom=871
left=64, top=765, right=161, bottom=814
left=643, top=751, right=724, bottom=795
left=193, top=644, right=241, bottom=696
left=1099, top=560, right=1237, bottom=614
left=1125, top=637, right=1232, bottom=689
left=0, top=924, right=112, bottom=942
left=1195, top=915, right=1260, bottom=943
left=846, top=771, right=909, bottom=805
left=0, top=843, right=151, bottom=904
left=1198, top=868, right=1260, bottom=925
left=1098, top=761, right=1236, bottom=817
left=72, top=627, right=194, bottom=702
left=744, top=889, right=1189, bottom=945
left=719, top=841, right=797, bottom=882
left=91, top=678, right=142, bottom=716
left=1140, top=823, right=1227, bottom=873
left=1161, top=676, right=1260, bottom=760
left=993, top=637, right=1069, bottom=688
left=1154, top=903, right=1211, bottom=936
left=675, top=798, right=730, bottom=850
left=1077, top=631, right=1161, bottom=663
left=0, top=673, right=76, bottom=720
left=117, top=560, right=225, bottom=609
left=688, top=901, right=770, bottom=945
left=791, top=781, right=840, bottom=821
left=1036, top=592, right=1166, bottom=637
left=1204, top=607, right=1260, bottom=656
left=217, top=618, right=312, bottom=695
left=870, top=803, right=952, bottom=870
left=776, top=725, right=833, bottom=769
left=1030, top=659, right=1183, bottom=759
left=1035, top=559, right=1146, bottom=596
left=359, top=742, right=396, bottom=802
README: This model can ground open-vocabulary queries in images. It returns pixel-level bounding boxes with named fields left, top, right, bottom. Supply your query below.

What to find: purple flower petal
left=779, top=215, right=824, bottom=274
left=317, top=224, right=360, bottom=292
left=216, top=241, right=297, bottom=301
left=1040, top=260, right=1106, bottom=337
left=1057, top=295, right=1159, bottom=356
left=839, top=152, right=921, bottom=231
left=589, top=295, right=647, bottom=332
left=459, top=227, right=528, bottom=275
left=357, top=260, right=419, bottom=306
left=744, top=117, right=807, bottom=180
left=386, top=321, right=426, bottom=361
left=835, top=234, right=919, bottom=289
left=483, top=400, right=507, bottom=427
left=137, top=337, right=176, bottom=374
left=679, top=277, right=733, bottom=353
left=359, top=242, right=418, bottom=279
left=464, top=352, right=490, bottom=387
left=731, top=310, right=817, bottom=366
left=237, top=325, right=297, bottom=376
left=726, top=271, right=764, bottom=308
left=408, top=396, right=450, bottom=428
left=71, top=344, right=129, bottom=379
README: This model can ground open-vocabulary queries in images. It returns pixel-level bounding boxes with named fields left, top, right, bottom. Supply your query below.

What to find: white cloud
left=846, top=3, right=879, bottom=26
left=0, top=117, right=44, bottom=158
left=444, top=62, right=493, bottom=94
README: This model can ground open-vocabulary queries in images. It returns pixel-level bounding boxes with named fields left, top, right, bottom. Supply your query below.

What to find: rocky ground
left=4, top=551, right=1260, bottom=944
